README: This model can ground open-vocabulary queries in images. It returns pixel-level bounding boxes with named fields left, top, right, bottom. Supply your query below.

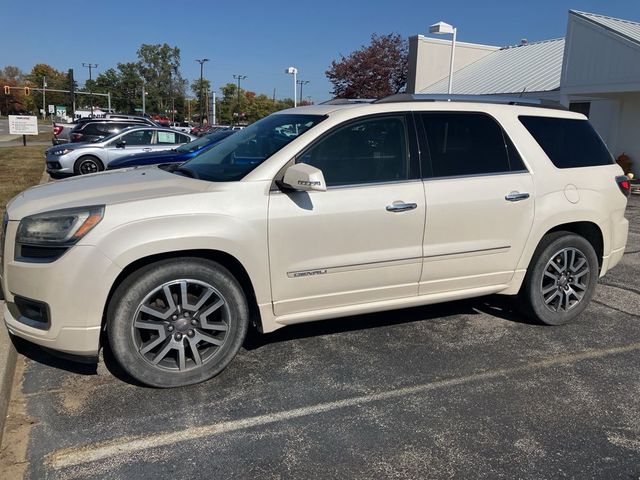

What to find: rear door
left=416, top=111, right=535, bottom=294
left=154, top=130, right=190, bottom=152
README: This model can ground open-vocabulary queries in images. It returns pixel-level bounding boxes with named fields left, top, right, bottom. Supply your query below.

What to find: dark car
left=69, top=119, right=154, bottom=143
left=106, top=129, right=235, bottom=169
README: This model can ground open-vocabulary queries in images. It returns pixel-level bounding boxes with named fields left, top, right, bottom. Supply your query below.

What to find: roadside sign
left=48, top=104, right=55, bottom=114
left=8, top=115, right=38, bottom=135
left=56, top=106, right=67, bottom=117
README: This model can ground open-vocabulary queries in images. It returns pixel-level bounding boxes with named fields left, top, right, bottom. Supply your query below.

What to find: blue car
left=107, top=129, right=235, bottom=170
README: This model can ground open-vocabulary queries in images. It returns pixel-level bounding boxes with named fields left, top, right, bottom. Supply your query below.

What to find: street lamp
left=285, top=66, right=298, bottom=107
left=196, top=58, right=209, bottom=127
left=428, top=21, right=457, bottom=94
left=82, top=63, right=98, bottom=116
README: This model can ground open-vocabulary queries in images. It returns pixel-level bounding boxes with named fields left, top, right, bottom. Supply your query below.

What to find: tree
left=137, top=43, right=186, bottom=115
left=0, top=66, right=25, bottom=115
left=190, top=78, right=211, bottom=122
left=325, top=33, right=408, bottom=99
left=25, top=64, right=68, bottom=114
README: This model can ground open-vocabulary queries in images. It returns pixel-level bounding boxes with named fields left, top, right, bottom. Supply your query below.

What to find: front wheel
left=519, top=232, right=599, bottom=325
left=107, top=258, right=249, bottom=387
left=74, top=156, right=104, bottom=175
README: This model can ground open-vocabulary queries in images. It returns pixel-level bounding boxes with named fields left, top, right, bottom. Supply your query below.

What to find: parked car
left=169, top=122, right=193, bottom=133
left=45, top=126, right=195, bottom=177
left=152, top=114, right=170, bottom=126
left=107, top=129, right=235, bottom=170
left=2, top=94, right=630, bottom=388
left=52, top=122, right=76, bottom=145
left=69, top=119, right=156, bottom=143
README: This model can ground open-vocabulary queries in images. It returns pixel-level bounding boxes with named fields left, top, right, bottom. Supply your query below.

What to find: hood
left=46, top=141, right=97, bottom=153
left=6, top=166, right=211, bottom=220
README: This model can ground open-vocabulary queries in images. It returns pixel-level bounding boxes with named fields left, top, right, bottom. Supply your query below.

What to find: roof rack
left=320, top=98, right=377, bottom=105
left=374, top=93, right=567, bottom=110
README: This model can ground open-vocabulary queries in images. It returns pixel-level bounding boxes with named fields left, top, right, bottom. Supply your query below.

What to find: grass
left=0, top=145, right=47, bottom=218
left=1, top=131, right=52, bottom=144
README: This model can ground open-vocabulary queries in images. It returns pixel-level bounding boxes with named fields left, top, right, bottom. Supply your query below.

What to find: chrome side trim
left=287, top=256, right=422, bottom=278
left=423, top=246, right=511, bottom=261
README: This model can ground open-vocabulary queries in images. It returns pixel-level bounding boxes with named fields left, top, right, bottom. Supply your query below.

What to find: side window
left=178, top=133, right=191, bottom=143
left=157, top=131, right=178, bottom=144
left=298, top=116, right=411, bottom=187
left=121, top=129, right=153, bottom=146
left=420, top=113, right=520, bottom=178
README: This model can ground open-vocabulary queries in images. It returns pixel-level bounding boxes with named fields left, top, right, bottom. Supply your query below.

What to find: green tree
left=25, top=64, right=68, bottom=115
left=190, top=78, right=211, bottom=122
left=137, top=43, right=186, bottom=114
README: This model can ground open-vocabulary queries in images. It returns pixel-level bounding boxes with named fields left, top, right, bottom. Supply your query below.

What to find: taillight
left=616, top=175, right=631, bottom=197
left=71, top=133, right=83, bottom=141
left=53, top=125, right=63, bottom=136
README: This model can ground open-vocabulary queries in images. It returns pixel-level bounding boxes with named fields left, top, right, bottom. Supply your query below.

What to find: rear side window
left=419, top=112, right=525, bottom=178
left=519, top=116, right=613, bottom=168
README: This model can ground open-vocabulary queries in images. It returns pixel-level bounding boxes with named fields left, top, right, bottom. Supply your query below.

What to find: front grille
left=46, top=161, right=62, bottom=170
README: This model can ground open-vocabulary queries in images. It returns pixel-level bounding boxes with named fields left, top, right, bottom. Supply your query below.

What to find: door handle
left=142, top=148, right=152, bottom=152
left=386, top=201, right=418, bottom=212
left=505, top=191, right=530, bottom=202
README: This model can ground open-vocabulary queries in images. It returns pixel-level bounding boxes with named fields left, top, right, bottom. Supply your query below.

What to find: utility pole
left=195, top=58, right=209, bottom=127
left=82, top=63, right=98, bottom=116
left=232, top=74, right=247, bottom=125
left=142, top=79, right=146, bottom=116
left=42, top=76, right=47, bottom=119
left=297, top=80, right=309, bottom=104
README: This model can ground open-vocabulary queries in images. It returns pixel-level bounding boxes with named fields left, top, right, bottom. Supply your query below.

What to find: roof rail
left=374, top=93, right=567, bottom=110
left=320, top=98, right=377, bottom=105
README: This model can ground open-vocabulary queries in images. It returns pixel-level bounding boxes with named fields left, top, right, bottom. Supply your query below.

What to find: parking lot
left=0, top=195, right=638, bottom=479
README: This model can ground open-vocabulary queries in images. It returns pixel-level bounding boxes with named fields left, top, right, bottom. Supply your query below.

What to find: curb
left=0, top=170, right=49, bottom=445
left=0, top=308, right=17, bottom=446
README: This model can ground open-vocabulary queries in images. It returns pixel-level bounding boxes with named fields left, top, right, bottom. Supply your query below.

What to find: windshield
left=181, top=114, right=325, bottom=181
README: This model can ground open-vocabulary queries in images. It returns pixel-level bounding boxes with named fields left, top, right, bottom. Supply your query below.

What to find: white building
left=407, top=10, right=640, bottom=174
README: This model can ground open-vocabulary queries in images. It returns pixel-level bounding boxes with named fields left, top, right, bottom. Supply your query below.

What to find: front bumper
left=1, top=221, right=122, bottom=356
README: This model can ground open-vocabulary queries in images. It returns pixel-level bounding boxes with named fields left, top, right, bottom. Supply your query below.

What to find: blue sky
left=3, top=0, right=639, bottom=102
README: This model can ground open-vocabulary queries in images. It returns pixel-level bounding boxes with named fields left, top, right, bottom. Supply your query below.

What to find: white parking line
left=46, top=341, right=640, bottom=470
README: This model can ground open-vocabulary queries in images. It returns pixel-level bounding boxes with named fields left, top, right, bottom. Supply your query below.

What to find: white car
left=169, top=122, right=193, bottom=133
left=1, top=94, right=630, bottom=387
left=45, top=126, right=195, bottom=177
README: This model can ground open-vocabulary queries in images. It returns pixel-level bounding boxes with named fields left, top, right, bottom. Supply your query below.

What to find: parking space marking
left=46, top=341, right=640, bottom=470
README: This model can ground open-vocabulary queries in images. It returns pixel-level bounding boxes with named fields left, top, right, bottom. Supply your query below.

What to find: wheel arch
left=101, top=249, right=261, bottom=336
left=74, top=154, right=105, bottom=173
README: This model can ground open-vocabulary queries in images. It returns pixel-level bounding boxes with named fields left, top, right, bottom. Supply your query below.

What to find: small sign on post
left=48, top=104, right=55, bottom=114
left=9, top=115, right=38, bottom=146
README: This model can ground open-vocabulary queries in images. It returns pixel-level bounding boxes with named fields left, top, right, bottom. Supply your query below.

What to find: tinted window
left=420, top=113, right=521, bottom=178
left=121, top=129, right=153, bottom=145
left=299, top=116, right=412, bottom=187
left=519, top=116, right=613, bottom=168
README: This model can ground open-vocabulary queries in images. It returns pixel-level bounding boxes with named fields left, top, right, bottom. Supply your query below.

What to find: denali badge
left=297, top=180, right=321, bottom=186
left=289, top=269, right=328, bottom=278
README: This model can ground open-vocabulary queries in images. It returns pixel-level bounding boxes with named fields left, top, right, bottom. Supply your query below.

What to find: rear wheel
left=519, top=232, right=598, bottom=325
left=107, top=258, right=249, bottom=387
left=74, top=156, right=104, bottom=175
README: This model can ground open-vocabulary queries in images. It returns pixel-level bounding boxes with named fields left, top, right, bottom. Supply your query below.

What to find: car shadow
left=10, top=294, right=538, bottom=385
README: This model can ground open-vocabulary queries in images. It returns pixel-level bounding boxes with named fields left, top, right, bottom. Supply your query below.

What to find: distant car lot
left=5, top=194, right=639, bottom=479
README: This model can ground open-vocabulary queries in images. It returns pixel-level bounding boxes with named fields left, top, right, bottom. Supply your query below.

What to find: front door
left=268, top=114, right=425, bottom=317
left=107, top=129, right=155, bottom=162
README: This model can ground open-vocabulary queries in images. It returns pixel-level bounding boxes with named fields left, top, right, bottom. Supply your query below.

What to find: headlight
left=52, top=148, right=73, bottom=156
left=16, top=206, right=104, bottom=246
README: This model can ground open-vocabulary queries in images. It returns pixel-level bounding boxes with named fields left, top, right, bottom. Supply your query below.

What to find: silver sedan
left=45, top=126, right=196, bottom=177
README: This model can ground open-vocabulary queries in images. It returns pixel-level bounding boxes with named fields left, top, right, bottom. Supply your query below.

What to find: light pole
left=82, top=63, right=98, bottom=116
left=297, top=80, right=309, bottom=104
left=233, top=74, right=247, bottom=125
left=429, top=21, right=457, bottom=94
left=285, top=67, right=298, bottom=107
left=141, top=79, right=146, bottom=116
left=195, top=58, right=209, bottom=127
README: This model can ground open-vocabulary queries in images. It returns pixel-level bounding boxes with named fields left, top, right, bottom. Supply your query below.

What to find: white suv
left=0, top=94, right=630, bottom=387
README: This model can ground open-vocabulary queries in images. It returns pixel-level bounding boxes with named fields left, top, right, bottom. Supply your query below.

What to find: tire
left=107, top=258, right=249, bottom=388
left=519, top=232, right=599, bottom=325
left=74, top=156, right=104, bottom=175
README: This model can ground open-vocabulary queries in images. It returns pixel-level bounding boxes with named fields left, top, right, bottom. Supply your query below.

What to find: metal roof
left=572, top=10, right=640, bottom=46
left=420, top=38, right=565, bottom=95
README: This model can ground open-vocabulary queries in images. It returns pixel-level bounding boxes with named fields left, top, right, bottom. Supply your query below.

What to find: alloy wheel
left=540, top=247, right=590, bottom=312
left=132, top=279, right=230, bottom=371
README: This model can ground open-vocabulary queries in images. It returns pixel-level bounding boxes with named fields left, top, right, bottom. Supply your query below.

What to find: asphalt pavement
left=2, top=195, right=640, bottom=479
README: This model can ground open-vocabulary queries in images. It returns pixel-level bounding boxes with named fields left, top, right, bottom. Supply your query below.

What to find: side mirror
left=116, top=140, right=126, bottom=149
left=281, top=163, right=327, bottom=192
